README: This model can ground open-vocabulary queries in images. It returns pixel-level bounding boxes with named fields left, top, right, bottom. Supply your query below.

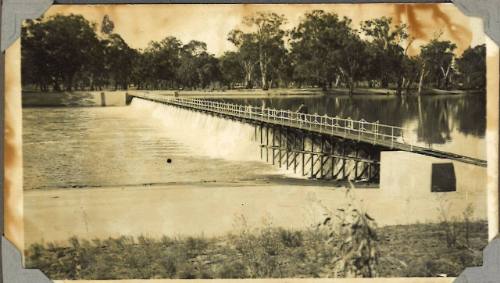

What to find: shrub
left=279, top=229, right=303, bottom=248
left=318, top=187, right=379, bottom=278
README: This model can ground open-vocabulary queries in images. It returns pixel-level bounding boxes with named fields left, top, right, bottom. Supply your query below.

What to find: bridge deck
left=129, top=92, right=487, bottom=167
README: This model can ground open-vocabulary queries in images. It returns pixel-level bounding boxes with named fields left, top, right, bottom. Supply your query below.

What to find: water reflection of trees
left=223, top=94, right=486, bottom=145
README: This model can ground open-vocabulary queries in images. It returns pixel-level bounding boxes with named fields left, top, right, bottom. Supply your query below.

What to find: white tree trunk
left=418, top=64, right=426, bottom=96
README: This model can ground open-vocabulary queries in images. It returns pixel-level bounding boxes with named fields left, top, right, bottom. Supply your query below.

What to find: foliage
left=25, top=220, right=487, bottom=280
left=22, top=12, right=486, bottom=93
left=22, top=14, right=101, bottom=91
left=456, top=45, right=486, bottom=90
left=420, top=38, right=457, bottom=90
left=219, top=51, right=245, bottom=89
left=290, top=10, right=355, bottom=91
left=361, top=17, right=409, bottom=90
left=318, top=188, right=379, bottom=278
left=100, top=15, right=115, bottom=35
left=242, top=12, right=287, bottom=90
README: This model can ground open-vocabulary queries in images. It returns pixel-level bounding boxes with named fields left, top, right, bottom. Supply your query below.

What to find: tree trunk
left=321, top=81, right=327, bottom=91
left=259, top=47, right=269, bottom=90
left=348, top=76, right=354, bottom=96
left=260, top=60, right=268, bottom=90
left=381, top=77, right=389, bottom=88
left=64, top=74, right=74, bottom=92
left=401, top=77, right=407, bottom=95
left=243, top=61, right=254, bottom=89
left=440, top=65, right=451, bottom=90
left=245, top=71, right=253, bottom=89
left=418, top=64, right=426, bottom=96
left=396, top=73, right=405, bottom=95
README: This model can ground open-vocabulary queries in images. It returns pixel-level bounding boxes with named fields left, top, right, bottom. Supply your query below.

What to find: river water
left=22, top=101, right=285, bottom=191
left=23, top=93, right=486, bottom=190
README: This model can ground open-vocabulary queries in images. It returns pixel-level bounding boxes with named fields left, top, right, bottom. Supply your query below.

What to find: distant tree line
left=21, top=12, right=486, bottom=95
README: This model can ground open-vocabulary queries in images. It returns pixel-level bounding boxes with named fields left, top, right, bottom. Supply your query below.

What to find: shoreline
left=21, top=87, right=484, bottom=102
left=19, top=88, right=485, bottom=109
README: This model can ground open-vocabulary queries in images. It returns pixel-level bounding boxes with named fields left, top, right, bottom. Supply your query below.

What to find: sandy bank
left=24, top=182, right=486, bottom=247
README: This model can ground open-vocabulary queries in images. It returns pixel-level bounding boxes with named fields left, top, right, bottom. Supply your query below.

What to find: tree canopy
left=21, top=12, right=486, bottom=94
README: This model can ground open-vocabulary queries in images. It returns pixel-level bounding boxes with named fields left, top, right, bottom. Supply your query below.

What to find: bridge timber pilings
left=127, top=93, right=487, bottom=176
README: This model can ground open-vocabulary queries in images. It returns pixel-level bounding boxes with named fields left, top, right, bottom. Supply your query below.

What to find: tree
left=419, top=38, right=457, bottom=92
left=227, top=30, right=259, bottom=89
left=291, top=10, right=365, bottom=95
left=101, top=15, right=115, bottom=35
left=177, top=40, right=206, bottom=88
left=273, top=50, right=294, bottom=88
left=177, top=40, right=221, bottom=89
left=198, top=53, right=222, bottom=89
left=291, top=10, right=342, bottom=90
left=400, top=55, right=420, bottom=94
left=337, top=30, right=368, bottom=96
left=219, top=51, right=244, bottom=89
left=361, top=17, right=409, bottom=90
left=22, top=14, right=102, bottom=91
left=144, top=36, right=182, bottom=89
left=22, top=19, right=52, bottom=91
left=241, top=12, right=286, bottom=90
left=102, top=34, right=137, bottom=90
left=456, top=44, right=486, bottom=90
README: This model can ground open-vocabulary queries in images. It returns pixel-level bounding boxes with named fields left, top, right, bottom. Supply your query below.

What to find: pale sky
left=44, top=4, right=485, bottom=56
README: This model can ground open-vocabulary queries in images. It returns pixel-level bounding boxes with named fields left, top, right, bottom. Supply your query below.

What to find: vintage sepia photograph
left=13, top=3, right=491, bottom=280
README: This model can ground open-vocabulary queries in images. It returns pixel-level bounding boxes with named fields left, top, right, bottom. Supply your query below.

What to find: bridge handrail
left=133, top=93, right=411, bottom=150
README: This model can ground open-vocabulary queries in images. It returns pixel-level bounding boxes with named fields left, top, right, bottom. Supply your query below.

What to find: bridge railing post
left=391, top=127, right=394, bottom=148
left=358, top=120, right=362, bottom=141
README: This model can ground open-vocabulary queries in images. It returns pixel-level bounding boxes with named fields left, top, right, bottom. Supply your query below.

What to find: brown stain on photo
left=4, top=39, right=24, bottom=252
left=394, top=4, right=473, bottom=54
left=486, top=38, right=500, bottom=240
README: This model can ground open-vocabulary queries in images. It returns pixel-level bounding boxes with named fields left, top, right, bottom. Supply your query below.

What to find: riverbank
left=24, top=182, right=487, bottom=247
left=22, top=91, right=127, bottom=107
left=22, top=88, right=483, bottom=107
left=25, top=220, right=487, bottom=279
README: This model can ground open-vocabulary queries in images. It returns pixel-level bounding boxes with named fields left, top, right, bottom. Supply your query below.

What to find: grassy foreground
left=25, top=221, right=487, bottom=280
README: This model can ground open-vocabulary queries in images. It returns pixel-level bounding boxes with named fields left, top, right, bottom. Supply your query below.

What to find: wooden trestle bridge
left=127, top=92, right=487, bottom=183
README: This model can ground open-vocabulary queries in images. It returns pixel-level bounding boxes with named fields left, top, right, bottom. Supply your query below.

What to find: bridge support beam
left=255, top=124, right=381, bottom=183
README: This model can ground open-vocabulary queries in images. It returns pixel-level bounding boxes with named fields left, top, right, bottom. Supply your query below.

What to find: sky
left=43, top=4, right=485, bottom=56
